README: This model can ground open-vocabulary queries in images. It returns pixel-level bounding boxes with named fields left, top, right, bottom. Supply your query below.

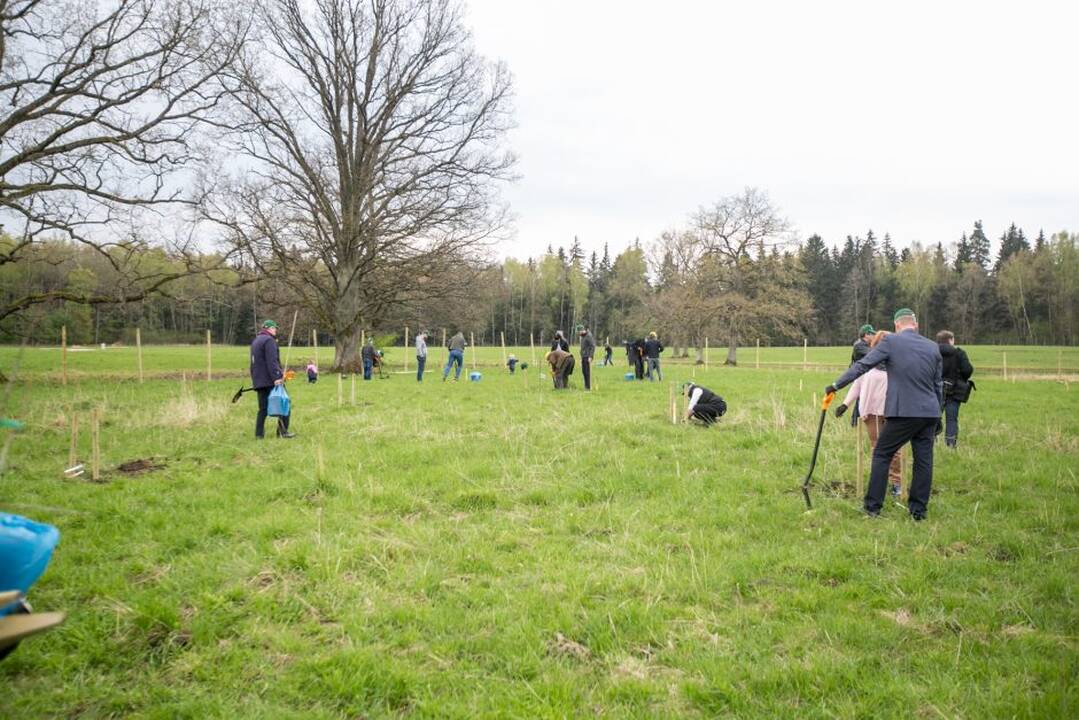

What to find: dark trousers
left=581, top=357, right=592, bottom=390
left=866, top=417, right=936, bottom=516
left=416, top=355, right=426, bottom=381
left=603, top=352, right=612, bottom=366
left=692, top=400, right=725, bottom=425
left=633, top=356, right=644, bottom=380
left=255, top=387, right=290, bottom=438
left=944, top=399, right=960, bottom=447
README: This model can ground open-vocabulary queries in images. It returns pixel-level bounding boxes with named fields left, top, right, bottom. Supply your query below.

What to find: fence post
left=136, top=327, right=144, bottom=383
left=61, top=325, right=68, bottom=386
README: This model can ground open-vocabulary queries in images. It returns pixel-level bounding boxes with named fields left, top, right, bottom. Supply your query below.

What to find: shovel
left=801, top=391, right=836, bottom=509
left=231, top=386, right=255, bottom=404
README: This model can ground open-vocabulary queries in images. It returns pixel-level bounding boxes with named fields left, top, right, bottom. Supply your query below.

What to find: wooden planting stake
left=206, top=329, right=212, bottom=382
left=500, top=331, right=506, bottom=364
left=68, top=413, right=79, bottom=468
left=283, top=310, right=298, bottom=369
left=136, top=327, right=144, bottom=383
left=799, top=378, right=803, bottom=392
left=1002, top=351, right=1008, bottom=381
left=530, top=332, right=536, bottom=365
left=470, top=332, right=476, bottom=369
left=669, top=383, right=676, bottom=424
left=704, top=336, right=709, bottom=369
left=350, top=374, right=356, bottom=405
left=337, top=374, right=343, bottom=406
left=361, top=328, right=365, bottom=347
left=313, top=329, right=319, bottom=367
left=682, top=382, right=689, bottom=423
left=404, top=326, right=409, bottom=373
left=856, top=419, right=864, bottom=498
left=1057, top=349, right=1062, bottom=381
left=803, top=338, right=808, bottom=371
left=61, top=325, right=68, bottom=386
left=812, top=392, right=817, bottom=408
left=756, top=338, right=760, bottom=369
left=90, top=408, right=101, bottom=482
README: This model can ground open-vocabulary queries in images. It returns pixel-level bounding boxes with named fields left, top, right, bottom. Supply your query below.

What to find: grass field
left=1, top=346, right=1077, bottom=718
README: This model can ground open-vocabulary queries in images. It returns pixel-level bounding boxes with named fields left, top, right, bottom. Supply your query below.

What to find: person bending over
left=683, top=382, right=727, bottom=425
left=545, top=348, right=575, bottom=389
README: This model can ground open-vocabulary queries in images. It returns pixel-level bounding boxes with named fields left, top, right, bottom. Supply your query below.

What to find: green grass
left=1, top=348, right=1077, bottom=718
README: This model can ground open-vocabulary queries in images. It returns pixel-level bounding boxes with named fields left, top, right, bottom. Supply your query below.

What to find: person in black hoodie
left=550, top=330, right=570, bottom=352
left=851, top=324, right=874, bottom=365
left=631, top=337, right=646, bottom=380
left=937, top=330, right=974, bottom=448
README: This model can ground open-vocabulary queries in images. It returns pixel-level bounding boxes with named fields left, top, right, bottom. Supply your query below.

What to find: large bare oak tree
left=204, top=0, right=515, bottom=370
left=0, top=0, right=247, bottom=321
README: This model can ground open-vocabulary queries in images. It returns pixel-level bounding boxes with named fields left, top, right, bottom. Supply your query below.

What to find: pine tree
left=569, top=236, right=585, bottom=269
left=955, top=232, right=973, bottom=270
left=995, top=223, right=1030, bottom=272
left=969, top=220, right=991, bottom=269
left=882, top=233, right=899, bottom=268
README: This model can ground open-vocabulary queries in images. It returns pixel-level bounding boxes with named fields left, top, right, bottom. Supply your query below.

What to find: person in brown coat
left=545, top=348, right=575, bottom=389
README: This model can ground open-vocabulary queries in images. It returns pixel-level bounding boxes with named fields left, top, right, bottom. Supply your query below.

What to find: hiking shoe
left=277, top=431, right=296, bottom=439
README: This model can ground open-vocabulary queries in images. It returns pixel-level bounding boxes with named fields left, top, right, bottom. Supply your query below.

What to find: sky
left=464, top=0, right=1079, bottom=260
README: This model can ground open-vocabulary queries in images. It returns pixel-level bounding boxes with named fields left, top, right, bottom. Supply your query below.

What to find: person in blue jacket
left=250, top=319, right=294, bottom=439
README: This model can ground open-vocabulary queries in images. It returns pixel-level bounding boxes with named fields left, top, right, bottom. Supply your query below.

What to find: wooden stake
left=136, top=327, right=144, bottom=384
left=530, top=332, right=536, bottom=365
left=61, top=325, right=67, bottom=386
left=756, top=338, right=760, bottom=369
left=500, top=331, right=506, bottom=364
left=90, top=408, right=100, bottom=482
left=669, top=383, right=677, bottom=424
left=682, top=382, right=689, bottom=423
left=313, top=329, right=319, bottom=367
left=404, top=326, right=409, bottom=373
left=1058, top=349, right=1062, bottom=381
left=704, top=336, right=709, bottom=369
left=206, top=329, right=212, bottom=382
left=68, top=413, right=79, bottom=468
left=283, top=310, right=298, bottom=369
left=812, top=392, right=817, bottom=408
left=350, top=374, right=356, bottom=405
left=1002, top=351, right=1008, bottom=381
left=337, top=374, right=343, bottom=406
left=361, top=328, right=366, bottom=347
left=856, top=419, right=865, bottom=498
left=799, top=378, right=803, bottom=392
left=803, top=338, right=808, bottom=371
left=441, top=328, right=447, bottom=368
left=470, top=332, right=476, bottom=369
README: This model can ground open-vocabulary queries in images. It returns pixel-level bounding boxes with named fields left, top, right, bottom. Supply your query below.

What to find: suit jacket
left=833, top=329, right=942, bottom=418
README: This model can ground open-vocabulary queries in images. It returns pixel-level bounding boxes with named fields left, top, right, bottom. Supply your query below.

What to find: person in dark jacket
left=602, top=342, right=613, bottom=366
left=851, top=324, right=874, bottom=365
left=550, top=331, right=569, bottom=352
left=361, top=339, right=377, bottom=380
left=545, top=348, right=575, bottom=389
left=578, top=326, right=596, bottom=390
left=826, top=308, right=942, bottom=520
left=848, top=324, right=874, bottom=426
left=631, top=338, right=646, bottom=380
left=644, top=331, right=664, bottom=381
left=937, top=330, right=974, bottom=448
left=683, top=382, right=727, bottom=425
left=249, top=319, right=294, bottom=439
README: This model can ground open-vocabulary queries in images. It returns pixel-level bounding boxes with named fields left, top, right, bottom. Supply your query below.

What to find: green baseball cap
left=893, top=308, right=915, bottom=322
left=859, top=324, right=874, bottom=336
left=262, top=319, right=278, bottom=329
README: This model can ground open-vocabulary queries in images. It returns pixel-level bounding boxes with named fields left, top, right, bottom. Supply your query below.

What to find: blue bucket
left=469, top=371, right=482, bottom=382
left=624, top=373, right=635, bottom=381
left=0, top=513, right=60, bottom=615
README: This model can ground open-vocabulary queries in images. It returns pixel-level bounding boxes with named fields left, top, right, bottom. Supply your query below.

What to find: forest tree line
left=3, top=217, right=1075, bottom=362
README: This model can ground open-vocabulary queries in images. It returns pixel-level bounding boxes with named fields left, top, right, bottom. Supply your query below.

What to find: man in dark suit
left=826, top=308, right=942, bottom=520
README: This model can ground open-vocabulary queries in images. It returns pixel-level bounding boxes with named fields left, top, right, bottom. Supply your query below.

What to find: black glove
left=824, top=384, right=837, bottom=396
left=834, top=403, right=848, bottom=418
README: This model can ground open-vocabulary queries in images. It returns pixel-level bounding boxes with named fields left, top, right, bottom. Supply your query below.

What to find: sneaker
left=863, top=508, right=881, bottom=519
left=891, top=484, right=901, bottom=497
left=910, top=512, right=926, bottom=522
left=277, top=431, right=296, bottom=439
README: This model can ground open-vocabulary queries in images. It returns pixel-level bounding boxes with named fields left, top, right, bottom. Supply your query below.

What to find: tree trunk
left=334, top=328, right=363, bottom=373
left=725, top=325, right=738, bottom=366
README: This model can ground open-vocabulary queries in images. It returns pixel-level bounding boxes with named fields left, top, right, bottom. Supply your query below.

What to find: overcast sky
left=464, top=0, right=1078, bottom=260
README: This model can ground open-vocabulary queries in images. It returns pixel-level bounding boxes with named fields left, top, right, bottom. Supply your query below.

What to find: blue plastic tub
left=624, top=372, right=635, bottom=381
left=0, top=513, right=60, bottom=615
left=469, top=371, right=482, bottom=382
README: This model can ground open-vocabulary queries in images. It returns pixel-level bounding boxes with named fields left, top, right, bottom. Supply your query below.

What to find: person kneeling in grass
left=545, top=348, right=575, bottom=389
left=683, top=382, right=727, bottom=425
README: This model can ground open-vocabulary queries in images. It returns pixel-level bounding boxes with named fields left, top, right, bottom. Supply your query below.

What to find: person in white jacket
left=835, top=330, right=903, bottom=497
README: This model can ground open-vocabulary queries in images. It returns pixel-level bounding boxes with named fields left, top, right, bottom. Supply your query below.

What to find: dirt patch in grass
left=549, top=632, right=591, bottom=661
left=118, top=458, right=167, bottom=475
